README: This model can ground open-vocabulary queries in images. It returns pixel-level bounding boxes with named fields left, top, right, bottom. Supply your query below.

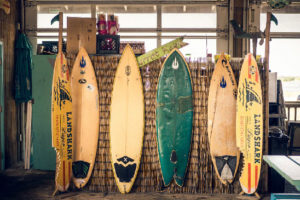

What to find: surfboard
left=71, top=47, right=99, bottom=189
left=156, top=48, right=193, bottom=187
left=208, top=53, right=240, bottom=185
left=51, top=51, right=72, bottom=192
left=110, top=44, right=144, bottom=194
left=236, top=53, right=263, bottom=194
left=51, top=12, right=72, bottom=193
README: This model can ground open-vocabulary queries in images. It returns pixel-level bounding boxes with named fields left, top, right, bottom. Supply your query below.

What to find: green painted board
left=156, top=48, right=193, bottom=187
left=0, top=41, right=4, bottom=170
left=32, top=55, right=56, bottom=170
left=263, top=155, right=300, bottom=191
left=271, top=193, right=300, bottom=200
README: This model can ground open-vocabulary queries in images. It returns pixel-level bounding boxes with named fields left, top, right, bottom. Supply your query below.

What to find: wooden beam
left=157, top=5, right=162, bottom=47
left=0, top=0, right=18, bottom=168
left=58, top=12, right=63, bottom=54
left=233, top=0, right=244, bottom=57
left=262, top=11, right=272, bottom=194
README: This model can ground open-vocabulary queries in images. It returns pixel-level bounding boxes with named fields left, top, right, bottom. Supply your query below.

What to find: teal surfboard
left=156, top=48, right=193, bottom=187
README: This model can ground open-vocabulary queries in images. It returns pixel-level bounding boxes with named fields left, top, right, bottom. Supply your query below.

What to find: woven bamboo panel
left=66, top=55, right=267, bottom=194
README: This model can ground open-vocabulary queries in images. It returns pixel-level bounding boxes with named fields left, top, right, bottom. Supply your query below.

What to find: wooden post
left=58, top=12, right=63, bottom=54
left=24, top=100, right=32, bottom=169
left=233, top=0, right=244, bottom=57
left=263, top=11, right=272, bottom=193
left=252, top=36, right=257, bottom=58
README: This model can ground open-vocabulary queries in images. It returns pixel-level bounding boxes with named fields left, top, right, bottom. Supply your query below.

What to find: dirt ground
left=0, top=166, right=269, bottom=200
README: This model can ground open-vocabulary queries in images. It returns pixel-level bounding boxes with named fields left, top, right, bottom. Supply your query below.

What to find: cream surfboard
left=71, top=47, right=99, bottom=188
left=208, top=54, right=240, bottom=185
left=236, top=53, right=263, bottom=194
left=51, top=12, right=72, bottom=193
left=110, top=44, right=144, bottom=194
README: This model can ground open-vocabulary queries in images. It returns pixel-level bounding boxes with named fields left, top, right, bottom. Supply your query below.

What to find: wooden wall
left=0, top=0, right=20, bottom=167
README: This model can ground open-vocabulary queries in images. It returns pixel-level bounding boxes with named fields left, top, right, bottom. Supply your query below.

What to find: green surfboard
left=156, top=48, right=193, bottom=187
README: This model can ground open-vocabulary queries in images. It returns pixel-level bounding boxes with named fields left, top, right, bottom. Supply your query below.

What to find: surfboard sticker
left=71, top=47, right=99, bottom=189
left=156, top=48, right=193, bottom=187
left=51, top=52, right=73, bottom=192
left=110, top=44, right=144, bottom=193
left=207, top=53, right=240, bottom=185
left=236, top=53, right=263, bottom=194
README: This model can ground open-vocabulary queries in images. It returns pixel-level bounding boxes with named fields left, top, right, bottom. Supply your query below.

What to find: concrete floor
left=0, top=166, right=269, bottom=200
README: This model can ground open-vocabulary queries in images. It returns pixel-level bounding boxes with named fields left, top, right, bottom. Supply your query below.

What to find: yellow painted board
left=110, top=44, right=144, bottom=194
left=71, top=47, right=99, bottom=188
left=51, top=52, right=72, bottom=192
left=208, top=53, right=240, bottom=185
left=236, top=53, right=263, bottom=194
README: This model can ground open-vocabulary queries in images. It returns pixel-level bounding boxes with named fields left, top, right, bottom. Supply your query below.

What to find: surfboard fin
left=171, top=150, right=177, bottom=163
left=72, top=161, right=90, bottom=178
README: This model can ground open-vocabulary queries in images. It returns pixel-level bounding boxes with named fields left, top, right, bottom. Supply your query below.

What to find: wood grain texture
left=0, top=0, right=18, bottom=167
left=110, top=45, right=144, bottom=193
left=71, top=47, right=99, bottom=188
left=208, top=54, right=240, bottom=185
left=67, top=17, right=96, bottom=54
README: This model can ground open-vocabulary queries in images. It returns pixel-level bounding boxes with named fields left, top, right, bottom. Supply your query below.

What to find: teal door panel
left=32, top=55, right=56, bottom=170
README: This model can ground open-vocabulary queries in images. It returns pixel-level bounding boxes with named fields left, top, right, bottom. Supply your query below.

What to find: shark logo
left=54, top=78, right=72, bottom=109
left=220, top=76, right=227, bottom=88
left=240, top=79, right=261, bottom=111
left=80, top=56, right=86, bottom=68
left=172, top=57, right=179, bottom=70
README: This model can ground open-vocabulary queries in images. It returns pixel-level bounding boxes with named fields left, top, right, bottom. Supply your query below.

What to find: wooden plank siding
left=0, top=0, right=20, bottom=167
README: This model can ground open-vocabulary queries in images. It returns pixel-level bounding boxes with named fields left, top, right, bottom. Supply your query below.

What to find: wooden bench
left=263, top=155, right=300, bottom=192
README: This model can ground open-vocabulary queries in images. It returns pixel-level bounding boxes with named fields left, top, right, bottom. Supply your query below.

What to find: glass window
left=259, top=12, right=300, bottom=101
left=162, top=38, right=216, bottom=59
left=260, top=13, right=300, bottom=32
left=162, top=4, right=216, bottom=28
left=114, top=13, right=157, bottom=28
left=254, top=38, right=300, bottom=101
left=38, top=13, right=91, bottom=29
left=162, top=13, right=216, bottom=28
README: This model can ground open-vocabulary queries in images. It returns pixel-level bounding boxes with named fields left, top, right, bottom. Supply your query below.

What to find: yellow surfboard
left=110, top=44, right=144, bottom=194
left=51, top=51, right=72, bottom=192
left=208, top=53, right=240, bottom=185
left=236, top=53, right=263, bottom=194
left=71, top=47, right=99, bottom=189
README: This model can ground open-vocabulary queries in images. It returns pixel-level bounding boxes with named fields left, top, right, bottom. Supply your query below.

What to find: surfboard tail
left=55, top=151, right=72, bottom=192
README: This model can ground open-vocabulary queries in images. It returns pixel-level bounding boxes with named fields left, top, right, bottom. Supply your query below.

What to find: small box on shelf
left=96, top=35, right=120, bottom=55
